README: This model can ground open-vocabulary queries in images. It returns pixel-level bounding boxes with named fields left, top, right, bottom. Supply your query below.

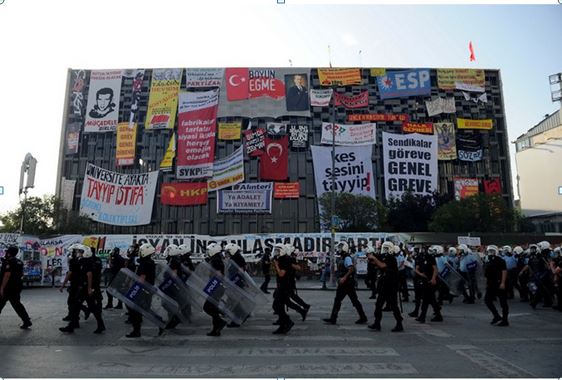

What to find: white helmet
left=365, top=246, right=375, bottom=254
left=82, top=245, right=94, bottom=258
left=538, top=241, right=551, bottom=251
left=206, top=242, right=222, bottom=257
left=502, top=245, right=512, bottom=254
left=225, top=243, right=241, bottom=256
left=393, top=245, right=401, bottom=255
left=284, top=244, right=295, bottom=255
left=457, top=244, right=469, bottom=255
left=139, top=243, right=155, bottom=258
left=513, top=246, right=524, bottom=256
left=119, top=249, right=129, bottom=259
left=165, top=244, right=181, bottom=257
left=178, top=244, right=191, bottom=255
left=486, top=245, right=499, bottom=255
left=272, top=243, right=285, bottom=257
left=337, top=241, right=349, bottom=253
left=529, top=244, right=538, bottom=253
left=448, top=247, right=457, bottom=256
left=381, top=241, right=394, bottom=254
left=67, top=243, right=84, bottom=256
left=552, top=247, right=561, bottom=258
left=429, top=245, right=443, bottom=256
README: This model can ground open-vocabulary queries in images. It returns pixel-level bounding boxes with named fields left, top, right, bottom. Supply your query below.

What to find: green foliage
left=385, top=191, right=451, bottom=232
left=429, top=193, right=515, bottom=233
left=319, top=192, right=385, bottom=232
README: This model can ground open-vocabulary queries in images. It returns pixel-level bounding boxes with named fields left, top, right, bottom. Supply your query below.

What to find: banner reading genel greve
left=176, top=89, right=219, bottom=179
left=161, top=182, right=208, bottom=206
left=145, top=68, right=182, bottom=129
left=79, top=163, right=158, bottom=226
left=382, top=132, right=438, bottom=201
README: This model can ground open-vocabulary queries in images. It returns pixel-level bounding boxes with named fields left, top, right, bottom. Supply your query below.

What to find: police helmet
left=538, top=241, right=551, bottom=251
left=457, top=244, right=469, bottom=255
left=393, top=245, right=401, bottom=255
left=428, top=245, right=444, bottom=256
left=529, top=244, right=538, bottom=253
left=502, top=245, right=512, bottom=255
left=165, top=244, right=180, bottom=257
left=551, top=247, right=560, bottom=259
left=486, top=245, right=499, bottom=255
left=82, top=246, right=94, bottom=258
left=513, top=246, right=524, bottom=256
left=381, top=241, right=394, bottom=255
left=225, top=243, right=241, bottom=256
left=272, top=243, right=285, bottom=257
left=139, top=243, right=155, bottom=258
left=206, top=242, right=222, bottom=258
left=178, top=244, right=192, bottom=255
left=365, top=246, right=375, bottom=254
left=448, top=247, right=457, bottom=256
left=337, top=241, right=349, bottom=254
left=284, top=244, right=296, bottom=256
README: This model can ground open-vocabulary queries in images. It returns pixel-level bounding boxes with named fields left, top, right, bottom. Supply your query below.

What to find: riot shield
left=471, top=254, right=485, bottom=298
left=184, top=261, right=255, bottom=325
left=155, top=262, right=192, bottom=322
left=225, top=259, right=268, bottom=305
left=436, top=257, right=465, bottom=296
left=107, top=268, right=180, bottom=328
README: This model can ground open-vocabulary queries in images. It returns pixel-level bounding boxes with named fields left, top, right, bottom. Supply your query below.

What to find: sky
left=0, top=0, right=561, bottom=215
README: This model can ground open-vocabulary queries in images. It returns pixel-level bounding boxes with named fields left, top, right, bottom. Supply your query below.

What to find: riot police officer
left=367, top=242, right=403, bottom=332
left=0, top=246, right=32, bottom=329
left=272, top=243, right=295, bottom=334
left=224, top=243, right=247, bottom=328
left=60, top=243, right=85, bottom=323
left=260, top=248, right=272, bottom=294
left=323, top=241, right=367, bottom=325
left=415, top=245, right=443, bottom=323
left=104, top=247, right=125, bottom=309
left=126, top=243, right=156, bottom=338
left=204, top=242, right=228, bottom=336
left=484, top=245, right=509, bottom=326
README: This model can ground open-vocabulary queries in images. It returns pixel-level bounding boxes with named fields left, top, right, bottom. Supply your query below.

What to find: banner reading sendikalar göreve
left=382, top=132, right=438, bottom=201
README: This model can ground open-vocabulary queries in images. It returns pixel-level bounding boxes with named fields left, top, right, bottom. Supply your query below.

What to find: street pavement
left=1, top=283, right=561, bottom=378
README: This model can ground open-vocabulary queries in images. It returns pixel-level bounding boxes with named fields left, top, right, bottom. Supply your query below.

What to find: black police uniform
left=127, top=255, right=156, bottom=337
left=105, top=250, right=125, bottom=309
left=484, top=255, right=509, bottom=325
left=528, top=252, right=552, bottom=308
left=272, top=255, right=294, bottom=334
left=416, top=254, right=442, bottom=323
left=366, top=261, right=378, bottom=299
left=80, top=255, right=106, bottom=333
left=204, top=254, right=227, bottom=336
left=371, top=254, right=402, bottom=331
left=288, top=255, right=310, bottom=316
left=163, top=255, right=188, bottom=329
left=260, top=250, right=272, bottom=293
left=409, top=251, right=424, bottom=317
left=324, top=254, right=367, bottom=324
left=0, top=255, right=32, bottom=328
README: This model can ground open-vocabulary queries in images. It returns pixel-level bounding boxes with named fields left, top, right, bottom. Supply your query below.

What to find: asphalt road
left=1, top=286, right=561, bottom=378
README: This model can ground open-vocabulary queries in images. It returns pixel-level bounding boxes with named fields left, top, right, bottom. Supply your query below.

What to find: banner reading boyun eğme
left=79, top=163, right=158, bottom=226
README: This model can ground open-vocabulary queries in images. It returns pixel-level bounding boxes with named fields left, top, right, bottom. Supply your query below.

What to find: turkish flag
left=225, top=68, right=249, bottom=101
left=260, top=136, right=288, bottom=181
left=483, top=178, right=501, bottom=195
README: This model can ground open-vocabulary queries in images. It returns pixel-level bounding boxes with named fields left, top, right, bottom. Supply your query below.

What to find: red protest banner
left=274, top=182, right=300, bottom=199
left=402, top=122, right=434, bottom=134
left=348, top=113, right=409, bottom=122
left=160, top=182, right=208, bottom=206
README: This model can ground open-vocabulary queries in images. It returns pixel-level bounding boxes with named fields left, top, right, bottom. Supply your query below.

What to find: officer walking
left=287, top=245, right=311, bottom=321
left=126, top=243, right=156, bottom=338
left=414, top=246, right=443, bottom=323
left=323, top=241, right=367, bottom=325
left=60, top=243, right=86, bottom=324
left=203, top=242, right=228, bottom=336
left=272, top=243, right=295, bottom=334
left=367, top=242, right=403, bottom=332
left=484, top=245, right=509, bottom=326
left=260, top=248, right=272, bottom=294
left=104, top=247, right=125, bottom=309
left=0, top=246, right=32, bottom=329
left=224, top=243, right=248, bottom=328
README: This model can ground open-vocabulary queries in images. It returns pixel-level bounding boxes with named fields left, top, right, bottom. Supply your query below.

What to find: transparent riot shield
left=107, top=268, right=180, bottom=328
left=436, top=258, right=465, bottom=296
left=471, top=254, right=486, bottom=298
left=155, top=262, right=192, bottom=322
left=184, top=261, right=255, bottom=325
left=225, top=259, right=268, bottom=305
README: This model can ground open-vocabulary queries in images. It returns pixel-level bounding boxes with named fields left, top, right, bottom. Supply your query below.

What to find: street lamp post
left=329, top=87, right=337, bottom=287
left=19, top=153, right=37, bottom=234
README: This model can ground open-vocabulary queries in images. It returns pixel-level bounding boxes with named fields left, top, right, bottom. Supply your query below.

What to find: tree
left=429, top=193, right=516, bottom=233
left=385, top=191, right=452, bottom=232
left=0, top=195, right=93, bottom=236
left=319, top=192, right=386, bottom=232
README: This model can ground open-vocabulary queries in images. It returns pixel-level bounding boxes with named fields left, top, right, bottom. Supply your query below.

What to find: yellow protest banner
left=369, top=68, right=386, bottom=77
left=317, top=68, right=362, bottom=86
left=218, top=122, right=242, bottom=140
left=457, top=118, right=493, bottom=130
left=437, top=69, right=485, bottom=90
left=145, top=69, right=183, bottom=129
left=160, top=133, right=175, bottom=171
left=116, top=122, right=137, bottom=166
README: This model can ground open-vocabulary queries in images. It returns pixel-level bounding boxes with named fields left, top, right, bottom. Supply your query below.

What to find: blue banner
left=377, top=69, right=431, bottom=99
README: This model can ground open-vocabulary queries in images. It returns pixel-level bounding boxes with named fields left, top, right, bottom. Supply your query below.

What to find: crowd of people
left=0, top=239, right=560, bottom=338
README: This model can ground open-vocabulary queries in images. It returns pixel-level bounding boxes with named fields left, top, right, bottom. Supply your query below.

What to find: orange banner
left=274, top=182, right=300, bottom=199
left=402, top=122, right=433, bottom=134
left=116, top=122, right=137, bottom=166
left=457, top=118, right=493, bottom=130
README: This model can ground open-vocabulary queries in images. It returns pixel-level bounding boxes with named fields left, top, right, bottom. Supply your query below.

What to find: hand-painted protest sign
left=218, top=122, right=242, bottom=140
left=334, top=91, right=369, bottom=108
left=457, top=118, right=493, bottom=130
left=243, top=128, right=266, bottom=157
left=84, top=70, right=122, bottom=132
left=437, top=69, right=485, bottom=91
left=454, top=178, right=479, bottom=200
left=317, top=68, right=362, bottom=86
left=425, top=97, right=456, bottom=117
left=116, top=122, right=137, bottom=166
left=310, top=88, right=333, bottom=107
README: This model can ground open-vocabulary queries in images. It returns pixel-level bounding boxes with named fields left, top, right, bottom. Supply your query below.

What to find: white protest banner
left=457, top=236, right=481, bottom=247
left=84, top=70, right=123, bottom=132
left=320, top=122, right=376, bottom=146
left=425, top=97, right=456, bottom=117
left=61, top=178, right=76, bottom=210
left=207, top=146, right=245, bottom=192
left=310, top=88, right=333, bottom=107
left=185, top=68, right=224, bottom=88
left=217, top=183, right=273, bottom=214
left=455, top=82, right=485, bottom=93
left=382, top=132, right=438, bottom=201
left=79, top=163, right=158, bottom=226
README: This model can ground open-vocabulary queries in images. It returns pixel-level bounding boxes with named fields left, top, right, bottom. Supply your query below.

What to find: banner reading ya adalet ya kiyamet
left=79, top=163, right=159, bottom=226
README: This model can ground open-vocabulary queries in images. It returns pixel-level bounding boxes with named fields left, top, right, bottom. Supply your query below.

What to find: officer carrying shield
left=126, top=243, right=156, bottom=338
left=272, top=243, right=295, bottom=334
left=204, top=242, right=228, bottom=336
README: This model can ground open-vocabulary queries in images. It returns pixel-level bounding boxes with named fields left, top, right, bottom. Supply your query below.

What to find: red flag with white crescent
left=260, top=136, right=288, bottom=181
left=225, top=68, right=249, bottom=101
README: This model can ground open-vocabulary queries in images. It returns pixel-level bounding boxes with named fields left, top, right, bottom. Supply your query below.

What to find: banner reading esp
left=116, top=122, right=137, bottom=166
left=79, top=163, right=158, bottom=226
left=145, top=69, right=182, bottom=129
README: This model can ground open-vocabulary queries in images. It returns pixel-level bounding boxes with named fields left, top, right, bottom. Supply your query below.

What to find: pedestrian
left=0, top=246, right=32, bottom=329
left=260, top=248, right=272, bottom=294
left=484, top=245, right=509, bottom=326
left=126, top=243, right=156, bottom=338
left=323, top=241, right=367, bottom=325
left=367, top=242, right=403, bottom=332
left=414, top=245, right=443, bottom=323
left=203, top=243, right=228, bottom=336
left=104, top=247, right=125, bottom=309
left=271, top=243, right=295, bottom=334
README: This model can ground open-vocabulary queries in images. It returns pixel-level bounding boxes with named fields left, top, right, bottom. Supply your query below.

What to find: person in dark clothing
left=366, top=259, right=378, bottom=299
left=178, top=244, right=195, bottom=274
left=323, top=241, right=367, bottom=325
left=126, top=243, right=156, bottom=338
left=163, top=244, right=191, bottom=329
left=124, top=244, right=139, bottom=325
left=484, top=245, right=509, bottom=326
left=287, top=246, right=311, bottom=321
left=260, top=248, right=272, bottom=294
left=60, top=244, right=89, bottom=324
left=203, top=242, right=228, bottom=336
left=409, top=246, right=425, bottom=318
left=272, top=243, right=295, bottom=334
left=414, top=245, right=443, bottom=324
left=104, top=247, right=125, bottom=309
left=0, top=246, right=32, bottom=329
left=224, top=243, right=248, bottom=328
left=367, top=242, right=403, bottom=332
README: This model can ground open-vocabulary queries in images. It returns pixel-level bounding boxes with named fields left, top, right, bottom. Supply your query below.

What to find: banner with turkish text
left=457, top=118, right=493, bottom=130
left=377, top=69, right=431, bottom=99
left=161, top=182, right=208, bottom=206
left=84, top=70, right=123, bottom=132
left=79, top=163, right=158, bottom=226
left=116, top=122, right=137, bottom=166
left=484, top=178, right=502, bottom=194
left=176, top=90, right=219, bottom=179
left=260, top=136, right=289, bottom=181
left=274, top=182, right=300, bottom=199
left=288, top=124, right=309, bottom=149
left=334, top=91, right=369, bottom=108
left=243, top=128, right=265, bottom=157
left=454, top=178, right=479, bottom=200
left=402, top=122, right=433, bottom=134
left=321, top=122, right=376, bottom=146
left=382, top=132, right=438, bottom=200
left=185, top=68, right=224, bottom=88
left=160, top=133, right=175, bottom=172
left=207, top=146, right=245, bottom=192
left=456, top=131, right=483, bottom=161
left=218, top=122, right=241, bottom=140
left=145, top=68, right=182, bottom=129
left=310, top=88, right=333, bottom=107
left=317, top=68, right=362, bottom=86
left=425, top=97, right=456, bottom=117
left=217, top=183, right=273, bottom=214
left=348, top=113, right=409, bottom=122
left=436, top=69, right=485, bottom=91
left=435, top=122, right=457, bottom=160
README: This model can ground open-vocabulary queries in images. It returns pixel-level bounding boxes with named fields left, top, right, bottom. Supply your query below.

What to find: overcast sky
left=0, top=0, right=561, bottom=214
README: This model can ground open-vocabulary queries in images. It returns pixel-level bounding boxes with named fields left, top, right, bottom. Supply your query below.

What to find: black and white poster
left=84, top=70, right=123, bottom=132
left=288, top=124, right=309, bottom=149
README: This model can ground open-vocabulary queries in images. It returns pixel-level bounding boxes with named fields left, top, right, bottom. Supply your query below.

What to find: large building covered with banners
left=56, top=67, right=513, bottom=235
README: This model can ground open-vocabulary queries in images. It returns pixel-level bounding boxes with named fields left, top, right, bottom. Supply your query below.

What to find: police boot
left=368, top=320, right=381, bottom=331
left=20, top=320, right=32, bottom=330
left=59, top=323, right=77, bottom=333
left=391, top=320, right=404, bottom=332
left=93, top=322, right=106, bottom=334
left=126, top=329, right=141, bottom=338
